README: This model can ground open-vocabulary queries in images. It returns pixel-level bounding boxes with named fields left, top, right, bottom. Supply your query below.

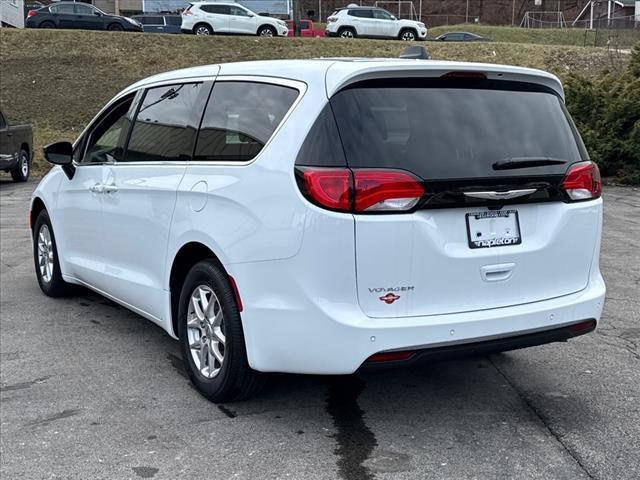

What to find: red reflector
left=568, top=320, right=596, bottom=335
left=27, top=9, right=36, bottom=18
left=562, top=161, right=601, bottom=201
left=229, top=276, right=243, bottom=312
left=354, top=170, right=424, bottom=212
left=441, top=71, right=487, bottom=80
left=301, top=168, right=352, bottom=212
left=368, top=351, right=415, bottom=363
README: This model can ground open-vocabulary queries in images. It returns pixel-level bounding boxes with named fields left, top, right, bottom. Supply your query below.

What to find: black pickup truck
left=0, top=111, right=33, bottom=182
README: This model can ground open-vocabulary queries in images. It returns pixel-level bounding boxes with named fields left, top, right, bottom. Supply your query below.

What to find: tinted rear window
left=329, top=79, right=585, bottom=179
left=194, top=81, right=298, bottom=162
left=165, top=16, right=182, bottom=25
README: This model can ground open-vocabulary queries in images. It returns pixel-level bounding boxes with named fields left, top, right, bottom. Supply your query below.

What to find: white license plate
left=466, top=210, right=521, bottom=249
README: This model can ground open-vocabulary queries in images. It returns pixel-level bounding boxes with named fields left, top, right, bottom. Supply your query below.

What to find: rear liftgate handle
left=481, top=263, right=516, bottom=282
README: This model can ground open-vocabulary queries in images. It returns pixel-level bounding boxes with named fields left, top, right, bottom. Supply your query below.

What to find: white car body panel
left=31, top=58, right=605, bottom=374
left=326, top=8, right=427, bottom=40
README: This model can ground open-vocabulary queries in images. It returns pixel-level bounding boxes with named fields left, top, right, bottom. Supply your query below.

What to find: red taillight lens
left=27, top=9, right=37, bottom=18
left=298, top=168, right=424, bottom=213
left=367, top=351, right=415, bottom=363
left=354, top=170, right=424, bottom=212
left=182, top=6, right=192, bottom=15
left=441, top=71, right=487, bottom=80
left=562, top=161, right=601, bottom=201
left=300, top=168, right=352, bottom=212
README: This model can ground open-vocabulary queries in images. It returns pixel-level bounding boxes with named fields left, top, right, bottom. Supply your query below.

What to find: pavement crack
left=325, top=376, right=378, bottom=480
left=488, top=357, right=597, bottom=480
left=1, top=375, right=51, bottom=392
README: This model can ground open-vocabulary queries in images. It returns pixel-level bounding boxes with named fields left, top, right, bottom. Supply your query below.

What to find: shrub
left=564, top=42, right=640, bottom=185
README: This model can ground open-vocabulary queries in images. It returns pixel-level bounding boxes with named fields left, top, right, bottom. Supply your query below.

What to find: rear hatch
left=326, top=76, right=601, bottom=318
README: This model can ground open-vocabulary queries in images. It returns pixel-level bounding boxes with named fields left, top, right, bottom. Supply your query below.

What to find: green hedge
left=564, top=43, right=640, bottom=185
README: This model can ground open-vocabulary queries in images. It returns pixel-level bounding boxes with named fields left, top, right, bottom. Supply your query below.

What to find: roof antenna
left=399, top=46, right=430, bottom=60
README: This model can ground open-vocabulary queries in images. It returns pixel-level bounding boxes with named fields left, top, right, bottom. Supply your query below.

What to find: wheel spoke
left=191, top=295, right=205, bottom=321
left=199, top=343, right=208, bottom=371
left=212, top=326, right=225, bottom=344
left=210, top=342, right=224, bottom=364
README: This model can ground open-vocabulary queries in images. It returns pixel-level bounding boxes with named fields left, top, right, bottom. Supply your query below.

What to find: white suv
left=181, top=1, right=288, bottom=37
left=326, top=6, right=427, bottom=40
left=33, top=57, right=605, bottom=402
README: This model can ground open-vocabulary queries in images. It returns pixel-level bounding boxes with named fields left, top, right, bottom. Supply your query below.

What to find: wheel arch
left=193, top=22, right=213, bottom=34
left=338, top=25, right=357, bottom=35
left=30, top=196, right=47, bottom=232
left=168, top=242, right=230, bottom=338
left=20, top=143, right=31, bottom=159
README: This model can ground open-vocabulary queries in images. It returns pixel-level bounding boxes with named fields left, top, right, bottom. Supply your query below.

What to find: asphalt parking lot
left=1, top=178, right=638, bottom=480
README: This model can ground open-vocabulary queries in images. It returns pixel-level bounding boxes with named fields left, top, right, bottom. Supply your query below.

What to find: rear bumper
left=231, top=255, right=606, bottom=374
left=363, top=319, right=596, bottom=369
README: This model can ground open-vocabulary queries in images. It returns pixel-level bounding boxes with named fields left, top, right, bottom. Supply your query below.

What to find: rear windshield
left=329, top=78, right=585, bottom=179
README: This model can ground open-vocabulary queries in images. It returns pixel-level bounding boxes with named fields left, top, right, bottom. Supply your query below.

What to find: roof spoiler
left=399, top=46, right=430, bottom=60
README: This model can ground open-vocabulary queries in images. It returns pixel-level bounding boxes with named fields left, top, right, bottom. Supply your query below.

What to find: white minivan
left=181, top=1, right=288, bottom=36
left=32, top=57, right=605, bottom=402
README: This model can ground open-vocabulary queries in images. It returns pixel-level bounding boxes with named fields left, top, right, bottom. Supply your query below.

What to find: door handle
left=102, top=184, right=118, bottom=193
left=481, top=263, right=516, bottom=282
left=89, top=184, right=104, bottom=193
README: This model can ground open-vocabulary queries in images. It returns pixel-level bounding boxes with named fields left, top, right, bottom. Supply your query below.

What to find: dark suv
left=25, top=1, right=142, bottom=31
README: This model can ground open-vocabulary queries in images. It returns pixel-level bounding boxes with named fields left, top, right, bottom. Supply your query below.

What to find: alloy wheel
left=196, top=26, right=211, bottom=35
left=20, top=153, right=29, bottom=177
left=340, top=30, right=354, bottom=38
left=401, top=31, right=416, bottom=41
left=187, top=285, right=226, bottom=378
left=37, top=224, right=54, bottom=284
left=259, top=28, right=274, bottom=37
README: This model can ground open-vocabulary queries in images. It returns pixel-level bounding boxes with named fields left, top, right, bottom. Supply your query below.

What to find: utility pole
left=114, top=0, right=120, bottom=16
left=292, top=0, right=300, bottom=36
left=466, top=0, right=469, bottom=23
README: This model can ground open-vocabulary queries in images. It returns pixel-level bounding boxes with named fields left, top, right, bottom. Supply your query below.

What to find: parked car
left=285, top=19, right=325, bottom=37
left=326, top=6, right=427, bottom=40
left=32, top=56, right=605, bottom=402
left=434, top=31, right=490, bottom=42
left=181, top=1, right=288, bottom=36
left=0, top=111, right=32, bottom=183
left=132, top=14, right=182, bottom=34
left=25, top=1, right=142, bottom=31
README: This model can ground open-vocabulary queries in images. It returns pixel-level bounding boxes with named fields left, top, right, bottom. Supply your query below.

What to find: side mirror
left=44, top=141, right=75, bottom=179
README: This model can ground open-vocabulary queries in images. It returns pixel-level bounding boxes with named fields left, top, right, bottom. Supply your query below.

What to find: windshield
left=329, top=78, right=586, bottom=180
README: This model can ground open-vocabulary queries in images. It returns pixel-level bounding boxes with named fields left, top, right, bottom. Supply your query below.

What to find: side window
left=124, top=83, right=207, bottom=162
left=50, top=4, right=74, bottom=13
left=194, top=82, right=298, bottom=162
left=74, top=4, right=94, bottom=15
left=81, top=95, right=136, bottom=164
left=165, top=16, right=181, bottom=25
left=373, top=10, right=393, bottom=20
left=230, top=6, right=251, bottom=16
left=202, top=5, right=230, bottom=14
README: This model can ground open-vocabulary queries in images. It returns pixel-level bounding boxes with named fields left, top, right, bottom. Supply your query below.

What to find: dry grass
left=0, top=28, right=628, bottom=176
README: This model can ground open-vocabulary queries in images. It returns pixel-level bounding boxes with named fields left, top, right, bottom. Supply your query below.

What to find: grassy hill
left=0, top=28, right=630, bottom=175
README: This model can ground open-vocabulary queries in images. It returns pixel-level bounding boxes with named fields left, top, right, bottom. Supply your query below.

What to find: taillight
left=297, top=167, right=424, bottom=213
left=327, top=16, right=337, bottom=23
left=562, top=161, right=601, bottom=201
left=299, top=168, right=352, bottom=212
left=27, top=9, right=37, bottom=18
left=354, top=170, right=424, bottom=212
left=182, top=6, right=193, bottom=15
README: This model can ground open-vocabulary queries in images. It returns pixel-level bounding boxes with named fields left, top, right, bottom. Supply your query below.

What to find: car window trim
left=189, top=75, right=307, bottom=167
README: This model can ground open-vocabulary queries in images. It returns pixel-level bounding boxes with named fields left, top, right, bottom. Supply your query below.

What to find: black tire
left=108, top=23, right=124, bottom=31
left=178, top=259, right=265, bottom=402
left=257, top=25, right=276, bottom=37
left=193, top=23, right=213, bottom=36
left=33, top=210, right=76, bottom=297
left=39, top=21, right=55, bottom=29
left=10, top=149, right=30, bottom=182
left=338, top=27, right=356, bottom=39
left=399, top=29, right=417, bottom=41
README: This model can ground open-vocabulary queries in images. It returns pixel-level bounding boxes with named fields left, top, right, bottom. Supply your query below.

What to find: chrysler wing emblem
left=379, top=293, right=401, bottom=304
left=463, top=189, right=537, bottom=200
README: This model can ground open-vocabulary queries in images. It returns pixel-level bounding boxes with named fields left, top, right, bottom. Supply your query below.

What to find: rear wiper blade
left=492, top=157, right=567, bottom=171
